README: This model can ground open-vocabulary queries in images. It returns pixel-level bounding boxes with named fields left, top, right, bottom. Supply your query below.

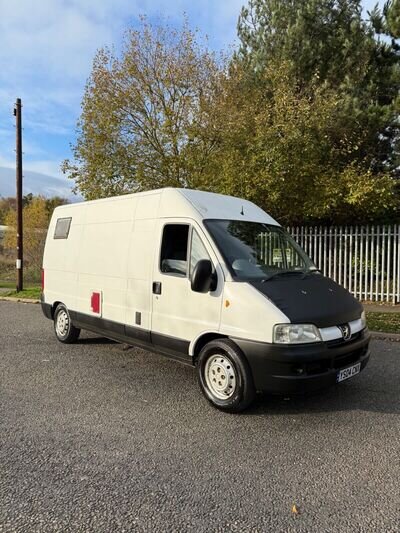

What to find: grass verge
left=0, top=281, right=18, bottom=289
left=366, top=312, right=400, bottom=334
left=3, top=287, right=41, bottom=300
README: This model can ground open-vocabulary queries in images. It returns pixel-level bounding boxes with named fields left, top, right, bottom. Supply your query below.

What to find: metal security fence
left=288, top=225, right=400, bottom=304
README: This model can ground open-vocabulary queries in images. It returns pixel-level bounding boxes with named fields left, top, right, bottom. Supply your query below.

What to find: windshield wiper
left=261, top=268, right=321, bottom=282
left=261, top=270, right=302, bottom=282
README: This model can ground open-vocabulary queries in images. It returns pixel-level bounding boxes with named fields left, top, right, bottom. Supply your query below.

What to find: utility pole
left=14, top=98, right=23, bottom=292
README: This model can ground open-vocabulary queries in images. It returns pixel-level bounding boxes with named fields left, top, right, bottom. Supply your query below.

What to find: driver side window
left=160, top=224, right=189, bottom=277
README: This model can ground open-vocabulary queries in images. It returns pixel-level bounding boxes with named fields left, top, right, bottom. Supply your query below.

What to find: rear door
left=150, top=219, right=222, bottom=356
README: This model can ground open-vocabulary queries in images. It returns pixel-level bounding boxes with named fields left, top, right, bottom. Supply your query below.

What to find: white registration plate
left=337, top=362, right=361, bottom=383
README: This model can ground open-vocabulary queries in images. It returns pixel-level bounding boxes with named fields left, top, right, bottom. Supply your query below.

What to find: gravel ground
left=0, top=301, right=399, bottom=532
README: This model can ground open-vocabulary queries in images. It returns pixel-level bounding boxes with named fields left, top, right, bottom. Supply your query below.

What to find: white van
left=41, top=188, right=370, bottom=411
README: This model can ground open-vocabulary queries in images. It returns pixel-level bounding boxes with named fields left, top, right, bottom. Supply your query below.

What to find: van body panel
left=220, top=282, right=289, bottom=343
left=135, top=192, right=160, bottom=220
left=126, top=217, right=158, bottom=332
left=76, top=220, right=130, bottom=323
left=179, top=189, right=279, bottom=225
left=43, top=202, right=86, bottom=311
left=45, top=270, right=78, bottom=311
left=150, top=218, right=222, bottom=348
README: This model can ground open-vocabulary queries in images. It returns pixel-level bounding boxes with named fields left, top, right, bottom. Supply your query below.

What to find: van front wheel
left=54, top=304, right=80, bottom=343
left=197, top=339, right=255, bottom=412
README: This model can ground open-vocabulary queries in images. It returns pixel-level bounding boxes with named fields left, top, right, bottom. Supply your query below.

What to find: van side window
left=160, top=224, right=189, bottom=276
left=54, top=217, right=72, bottom=239
left=190, top=230, right=211, bottom=274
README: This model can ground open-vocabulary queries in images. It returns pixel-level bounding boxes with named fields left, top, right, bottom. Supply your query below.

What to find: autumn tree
left=64, top=12, right=399, bottom=224
left=205, top=61, right=397, bottom=224
left=4, top=196, right=67, bottom=279
left=63, top=19, right=225, bottom=199
left=0, top=198, right=16, bottom=225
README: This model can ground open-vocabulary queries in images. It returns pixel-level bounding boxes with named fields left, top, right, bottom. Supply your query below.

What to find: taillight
left=41, top=269, right=44, bottom=291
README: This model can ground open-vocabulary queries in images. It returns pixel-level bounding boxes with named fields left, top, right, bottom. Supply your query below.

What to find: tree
left=204, top=61, right=397, bottom=224
left=64, top=13, right=399, bottom=224
left=4, top=196, right=66, bottom=279
left=237, top=0, right=400, bottom=176
left=63, top=19, right=224, bottom=200
left=45, top=196, right=69, bottom=216
left=0, top=197, right=16, bottom=225
left=370, top=0, right=400, bottom=38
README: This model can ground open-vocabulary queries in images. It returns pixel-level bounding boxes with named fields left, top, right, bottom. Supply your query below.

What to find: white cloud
left=3, top=0, right=374, bottom=186
left=0, top=166, right=75, bottom=199
left=0, top=0, right=244, bottom=183
left=0, top=154, right=63, bottom=180
left=0, top=0, right=241, bottom=87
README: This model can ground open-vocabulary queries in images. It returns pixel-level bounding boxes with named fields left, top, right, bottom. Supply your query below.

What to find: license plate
left=337, top=362, right=361, bottom=383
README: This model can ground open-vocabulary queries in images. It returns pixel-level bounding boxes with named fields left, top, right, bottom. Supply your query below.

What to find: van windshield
left=204, top=220, right=316, bottom=281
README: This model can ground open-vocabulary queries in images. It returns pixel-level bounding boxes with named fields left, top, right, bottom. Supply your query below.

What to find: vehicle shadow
left=246, top=377, right=400, bottom=416
left=71, top=335, right=399, bottom=416
left=76, top=336, right=116, bottom=345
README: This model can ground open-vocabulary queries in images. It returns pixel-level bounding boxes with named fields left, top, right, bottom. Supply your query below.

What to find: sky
left=0, top=0, right=382, bottom=198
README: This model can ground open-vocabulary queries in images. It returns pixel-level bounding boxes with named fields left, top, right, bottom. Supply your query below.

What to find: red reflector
left=91, top=292, right=100, bottom=314
left=41, top=269, right=44, bottom=291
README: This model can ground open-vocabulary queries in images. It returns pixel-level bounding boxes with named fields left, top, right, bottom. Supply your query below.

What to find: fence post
left=288, top=223, right=397, bottom=303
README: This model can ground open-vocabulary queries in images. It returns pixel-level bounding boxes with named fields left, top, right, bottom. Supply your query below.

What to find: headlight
left=273, top=324, right=322, bottom=344
left=361, top=310, right=367, bottom=329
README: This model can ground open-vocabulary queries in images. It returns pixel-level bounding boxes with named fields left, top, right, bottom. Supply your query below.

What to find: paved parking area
left=0, top=301, right=399, bottom=532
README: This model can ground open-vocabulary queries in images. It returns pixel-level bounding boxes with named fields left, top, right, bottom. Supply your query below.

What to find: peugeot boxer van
left=41, top=188, right=370, bottom=411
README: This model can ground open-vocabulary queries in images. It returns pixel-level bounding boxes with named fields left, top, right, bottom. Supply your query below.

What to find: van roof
left=176, top=189, right=278, bottom=225
left=54, top=188, right=279, bottom=226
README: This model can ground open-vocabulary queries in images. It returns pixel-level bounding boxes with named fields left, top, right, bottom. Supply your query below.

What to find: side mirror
left=191, top=259, right=215, bottom=293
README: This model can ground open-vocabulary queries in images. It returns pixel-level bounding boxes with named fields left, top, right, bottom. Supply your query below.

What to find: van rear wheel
left=197, top=339, right=255, bottom=412
left=54, top=304, right=80, bottom=344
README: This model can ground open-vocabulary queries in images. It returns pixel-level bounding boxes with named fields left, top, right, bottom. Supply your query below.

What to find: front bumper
left=232, top=329, right=370, bottom=394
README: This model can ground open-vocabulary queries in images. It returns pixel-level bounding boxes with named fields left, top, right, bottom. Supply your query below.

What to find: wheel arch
left=50, top=301, right=63, bottom=319
left=191, top=332, right=229, bottom=361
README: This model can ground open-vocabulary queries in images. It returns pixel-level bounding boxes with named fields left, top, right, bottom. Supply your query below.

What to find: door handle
left=152, top=281, right=162, bottom=295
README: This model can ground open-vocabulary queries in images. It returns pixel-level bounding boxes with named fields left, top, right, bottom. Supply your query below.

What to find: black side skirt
left=68, top=310, right=193, bottom=366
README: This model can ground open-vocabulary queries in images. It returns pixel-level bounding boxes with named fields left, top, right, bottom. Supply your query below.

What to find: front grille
left=327, top=330, right=362, bottom=348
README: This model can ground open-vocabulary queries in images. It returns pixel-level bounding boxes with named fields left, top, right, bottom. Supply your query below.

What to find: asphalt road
left=0, top=301, right=399, bottom=533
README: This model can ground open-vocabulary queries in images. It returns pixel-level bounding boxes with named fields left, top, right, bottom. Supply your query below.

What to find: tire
left=53, top=303, right=80, bottom=344
left=197, top=339, right=256, bottom=412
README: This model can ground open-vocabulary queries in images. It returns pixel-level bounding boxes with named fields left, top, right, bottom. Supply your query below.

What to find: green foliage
left=0, top=195, right=67, bottom=225
left=366, top=311, right=400, bottom=333
left=371, top=0, right=400, bottom=38
left=65, top=8, right=400, bottom=225
left=237, top=0, right=400, bottom=176
left=45, top=196, right=68, bottom=217
left=237, top=0, right=371, bottom=85
left=0, top=197, right=16, bottom=225
left=62, top=18, right=224, bottom=200
left=4, top=286, right=41, bottom=300
left=3, top=195, right=66, bottom=277
left=204, top=61, right=398, bottom=224
left=386, top=0, right=400, bottom=37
